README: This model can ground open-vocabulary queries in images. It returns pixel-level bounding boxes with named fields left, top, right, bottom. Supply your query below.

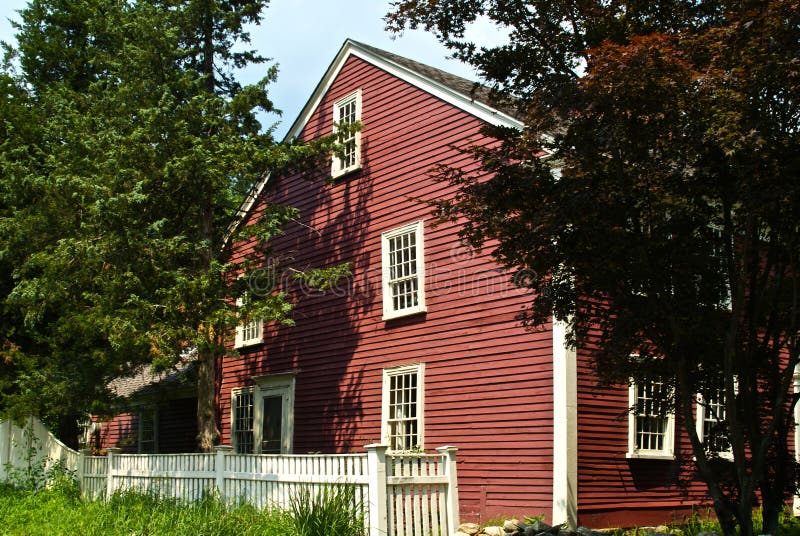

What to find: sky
left=0, top=0, right=506, bottom=139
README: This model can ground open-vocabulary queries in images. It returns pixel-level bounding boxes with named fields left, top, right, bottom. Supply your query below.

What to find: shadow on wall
left=241, top=135, right=376, bottom=454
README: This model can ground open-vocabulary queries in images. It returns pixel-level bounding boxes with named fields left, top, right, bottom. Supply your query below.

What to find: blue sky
left=0, top=0, right=505, bottom=139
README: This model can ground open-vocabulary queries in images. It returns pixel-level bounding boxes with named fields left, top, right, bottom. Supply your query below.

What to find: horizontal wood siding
left=576, top=333, right=709, bottom=527
left=221, top=56, right=555, bottom=523
left=98, top=398, right=197, bottom=454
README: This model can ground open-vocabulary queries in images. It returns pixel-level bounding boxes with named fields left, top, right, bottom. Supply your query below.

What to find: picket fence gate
left=1, top=418, right=459, bottom=536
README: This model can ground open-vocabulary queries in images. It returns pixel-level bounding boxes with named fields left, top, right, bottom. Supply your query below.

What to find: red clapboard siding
left=97, top=397, right=197, bottom=454
left=220, top=55, right=556, bottom=523
left=575, top=329, right=711, bottom=527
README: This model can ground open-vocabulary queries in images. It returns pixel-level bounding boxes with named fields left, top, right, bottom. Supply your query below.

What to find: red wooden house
left=99, top=39, right=748, bottom=528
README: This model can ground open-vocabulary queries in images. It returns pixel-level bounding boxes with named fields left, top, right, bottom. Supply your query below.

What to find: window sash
left=382, top=221, right=425, bottom=320
left=628, top=380, right=674, bottom=458
left=138, top=409, right=157, bottom=454
left=332, top=90, right=361, bottom=176
left=233, top=389, right=255, bottom=454
left=383, top=364, right=424, bottom=451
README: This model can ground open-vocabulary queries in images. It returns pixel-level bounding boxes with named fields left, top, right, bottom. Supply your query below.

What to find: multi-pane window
left=697, top=388, right=731, bottom=455
left=235, top=297, right=263, bottom=348
left=382, top=364, right=424, bottom=451
left=232, top=388, right=255, bottom=454
left=628, top=381, right=674, bottom=458
left=331, top=90, right=362, bottom=177
left=381, top=221, right=426, bottom=320
left=138, top=408, right=157, bottom=454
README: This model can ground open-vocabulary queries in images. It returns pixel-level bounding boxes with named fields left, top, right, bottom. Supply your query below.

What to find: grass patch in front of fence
left=0, top=481, right=296, bottom=536
left=289, top=484, right=365, bottom=536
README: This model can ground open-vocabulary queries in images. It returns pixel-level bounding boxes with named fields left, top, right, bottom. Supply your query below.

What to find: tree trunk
left=196, top=345, right=219, bottom=452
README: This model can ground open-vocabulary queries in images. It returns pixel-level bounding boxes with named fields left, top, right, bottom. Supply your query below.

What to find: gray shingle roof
left=109, top=352, right=197, bottom=400
left=350, top=40, right=523, bottom=120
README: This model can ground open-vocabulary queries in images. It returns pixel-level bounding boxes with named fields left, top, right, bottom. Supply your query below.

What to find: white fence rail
left=1, top=419, right=459, bottom=536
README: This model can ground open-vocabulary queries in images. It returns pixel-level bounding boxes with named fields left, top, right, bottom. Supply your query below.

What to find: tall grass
left=0, top=478, right=371, bottom=536
left=0, top=483, right=294, bottom=536
left=289, top=484, right=365, bottom=536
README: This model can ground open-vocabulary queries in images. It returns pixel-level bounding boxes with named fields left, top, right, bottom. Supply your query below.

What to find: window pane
left=261, top=395, right=283, bottom=454
left=234, top=390, right=254, bottom=454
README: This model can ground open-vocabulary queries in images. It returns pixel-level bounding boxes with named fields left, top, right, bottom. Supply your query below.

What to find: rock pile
left=453, top=520, right=718, bottom=536
left=454, top=519, right=609, bottom=536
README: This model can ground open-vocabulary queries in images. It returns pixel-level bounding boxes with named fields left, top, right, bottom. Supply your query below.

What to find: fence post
left=365, top=443, right=388, bottom=536
left=436, top=446, right=460, bottom=534
left=77, top=448, right=92, bottom=496
left=0, top=420, right=10, bottom=481
left=106, top=448, right=121, bottom=500
left=214, top=445, right=233, bottom=503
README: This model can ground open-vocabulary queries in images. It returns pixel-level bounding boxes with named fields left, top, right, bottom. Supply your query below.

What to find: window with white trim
left=627, top=381, right=675, bottom=459
left=232, top=387, right=255, bottom=454
left=382, top=364, right=424, bottom=451
left=138, top=408, right=158, bottom=454
left=231, top=375, right=295, bottom=455
left=381, top=221, right=426, bottom=320
left=697, top=387, right=732, bottom=457
left=234, top=297, right=263, bottom=348
left=331, top=90, right=362, bottom=177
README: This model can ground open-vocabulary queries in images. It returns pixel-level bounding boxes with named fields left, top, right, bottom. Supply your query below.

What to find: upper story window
left=381, top=220, right=426, bottom=321
left=382, top=363, right=424, bottom=451
left=331, top=90, right=362, bottom=178
left=235, top=297, right=263, bottom=348
left=627, top=380, right=675, bottom=459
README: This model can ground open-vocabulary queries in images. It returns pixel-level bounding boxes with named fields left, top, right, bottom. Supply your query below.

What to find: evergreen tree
left=0, top=0, right=345, bottom=451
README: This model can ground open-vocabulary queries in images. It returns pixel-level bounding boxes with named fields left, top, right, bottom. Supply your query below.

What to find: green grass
left=0, top=481, right=294, bottom=536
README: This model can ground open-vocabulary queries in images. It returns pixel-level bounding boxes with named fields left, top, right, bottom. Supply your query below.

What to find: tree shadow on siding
left=251, top=138, right=376, bottom=454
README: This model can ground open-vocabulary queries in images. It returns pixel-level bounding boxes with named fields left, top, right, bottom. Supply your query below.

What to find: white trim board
left=552, top=318, right=578, bottom=528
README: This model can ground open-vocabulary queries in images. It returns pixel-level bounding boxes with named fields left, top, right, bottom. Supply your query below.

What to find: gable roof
left=226, top=39, right=524, bottom=242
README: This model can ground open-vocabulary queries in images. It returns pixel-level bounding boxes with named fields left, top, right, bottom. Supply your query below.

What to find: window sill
left=626, top=451, right=675, bottom=461
left=331, top=164, right=362, bottom=180
left=382, top=306, right=427, bottom=322
left=235, top=338, right=264, bottom=349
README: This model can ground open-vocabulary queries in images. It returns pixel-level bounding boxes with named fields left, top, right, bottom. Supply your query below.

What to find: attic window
left=331, top=90, right=362, bottom=177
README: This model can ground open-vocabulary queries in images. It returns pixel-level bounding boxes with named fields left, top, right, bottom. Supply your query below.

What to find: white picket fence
left=1, top=418, right=459, bottom=536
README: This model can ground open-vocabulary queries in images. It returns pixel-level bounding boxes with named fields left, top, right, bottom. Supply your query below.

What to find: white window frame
left=381, top=220, right=427, bottom=321
left=137, top=407, right=158, bottom=454
left=231, top=387, right=255, bottom=454
left=627, top=381, right=675, bottom=460
left=331, top=89, right=362, bottom=178
left=696, top=386, right=734, bottom=459
left=234, top=297, right=263, bottom=348
left=252, top=373, right=295, bottom=455
left=381, top=363, right=425, bottom=452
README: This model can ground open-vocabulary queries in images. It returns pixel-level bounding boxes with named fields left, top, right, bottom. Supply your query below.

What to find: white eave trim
left=285, top=39, right=524, bottom=141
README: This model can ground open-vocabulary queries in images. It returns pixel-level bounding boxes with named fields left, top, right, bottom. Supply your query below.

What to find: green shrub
left=289, top=484, right=365, bottom=536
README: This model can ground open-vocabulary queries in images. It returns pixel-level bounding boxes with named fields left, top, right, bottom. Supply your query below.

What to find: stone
left=454, top=533, right=472, bottom=536
left=458, top=524, right=481, bottom=536
left=528, top=520, right=554, bottom=533
left=577, top=527, right=606, bottom=536
left=484, top=527, right=506, bottom=536
left=504, top=519, right=523, bottom=532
